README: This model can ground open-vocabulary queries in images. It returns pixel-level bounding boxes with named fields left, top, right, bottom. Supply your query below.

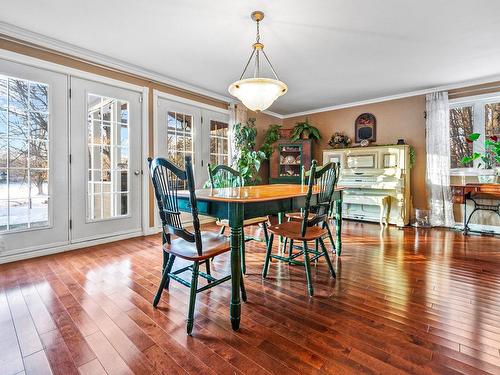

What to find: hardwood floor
left=1, top=222, right=500, bottom=374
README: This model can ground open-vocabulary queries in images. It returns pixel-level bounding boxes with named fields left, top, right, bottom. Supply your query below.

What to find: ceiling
left=2, top=0, right=500, bottom=116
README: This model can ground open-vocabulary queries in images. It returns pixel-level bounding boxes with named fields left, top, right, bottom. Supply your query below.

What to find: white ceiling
left=2, top=0, right=500, bottom=115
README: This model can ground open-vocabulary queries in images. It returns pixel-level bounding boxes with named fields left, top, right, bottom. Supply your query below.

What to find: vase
left=477, top=174, right=497, bottom=184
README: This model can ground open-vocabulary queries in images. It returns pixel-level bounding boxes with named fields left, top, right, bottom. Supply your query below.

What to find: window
left=87, top=94, right=129, bottom=220
left=166, top=111, right=193, bottom=188
left=449, top=106, right=473, bottom=168
left=209, top=120, right=229, bottom=166
left=450, top=94, right=500, bottom=170
left=485, top=102, right=500, bottom=137
left=0, top=75, right=50, bottom=231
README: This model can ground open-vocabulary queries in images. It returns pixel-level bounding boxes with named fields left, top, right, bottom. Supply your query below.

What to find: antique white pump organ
left=323, top=145, right=411, bottom=227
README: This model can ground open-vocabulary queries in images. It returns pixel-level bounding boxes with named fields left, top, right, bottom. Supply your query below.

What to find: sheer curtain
left=228, top=103, right=236, bottom=164
left=229, top=103, right=247, bottom=164
left=425, top=91, right=455, bottom=227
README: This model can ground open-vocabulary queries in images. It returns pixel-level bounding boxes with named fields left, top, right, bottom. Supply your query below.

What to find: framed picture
left=355, top=113, right=376, bottom=143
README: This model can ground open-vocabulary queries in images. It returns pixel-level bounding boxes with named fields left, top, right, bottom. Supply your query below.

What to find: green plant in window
left=460, top=133, right=500, bottom=169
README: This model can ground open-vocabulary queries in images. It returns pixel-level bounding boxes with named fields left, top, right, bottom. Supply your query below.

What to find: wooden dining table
left=176, top=183, right=343, bottom=331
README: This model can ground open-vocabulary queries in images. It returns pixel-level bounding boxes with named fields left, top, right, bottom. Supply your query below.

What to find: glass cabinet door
left=279, top=144, right=302, bottom=177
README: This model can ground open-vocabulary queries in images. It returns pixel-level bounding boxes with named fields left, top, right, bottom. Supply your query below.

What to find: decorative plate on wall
left=355, top=113, right=376, bottom=143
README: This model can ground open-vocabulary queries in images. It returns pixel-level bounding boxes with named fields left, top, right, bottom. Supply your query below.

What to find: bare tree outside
left=2, top=78, right=48, bottom=194
left=485, top=102, right=500, bottom=137
left=1, top=75, right=49, bottom=230
left=449, top=106, right=473, bottom=168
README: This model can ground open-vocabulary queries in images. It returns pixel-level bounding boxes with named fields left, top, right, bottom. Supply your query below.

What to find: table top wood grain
left=177, top=184, right=342, bottom=203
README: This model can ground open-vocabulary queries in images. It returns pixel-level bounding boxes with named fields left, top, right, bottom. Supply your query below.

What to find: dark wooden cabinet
left=269, top=139, right=312, bottom=184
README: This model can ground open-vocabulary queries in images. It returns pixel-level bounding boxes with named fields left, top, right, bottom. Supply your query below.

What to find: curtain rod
left=450, top=83, right=500, bottom=96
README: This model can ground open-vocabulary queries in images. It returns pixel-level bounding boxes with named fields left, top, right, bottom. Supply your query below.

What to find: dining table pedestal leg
left=229, top=203, right=243, bottom=331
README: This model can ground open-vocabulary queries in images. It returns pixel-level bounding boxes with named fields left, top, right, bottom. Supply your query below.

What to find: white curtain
left=229, top=103, right=247, bottom=164
left=228, top=103, right=237, bottom=164
left=235, top=102, right=248, bottom=124
left=425, top=91, right=455, bottom=227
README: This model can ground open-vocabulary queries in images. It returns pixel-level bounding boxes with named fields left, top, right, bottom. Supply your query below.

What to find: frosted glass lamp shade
left=228, top=78, right=288, bottom=112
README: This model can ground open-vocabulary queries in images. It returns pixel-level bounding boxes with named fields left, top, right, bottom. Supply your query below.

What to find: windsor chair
left=284, top=162, right=340, bottom=256
left=148, top=156, right=246, bottom=335
left=263, top=160, right=338, bottom=296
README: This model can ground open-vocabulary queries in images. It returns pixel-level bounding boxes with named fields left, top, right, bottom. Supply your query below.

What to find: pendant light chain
left=255, top=19, right=260, bottom=78
left=256, top=19, right=260, bottom=43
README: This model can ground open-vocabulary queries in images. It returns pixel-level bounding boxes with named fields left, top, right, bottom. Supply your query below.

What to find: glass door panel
left=0, top=59, right=68, bottom=258
left=0, top=76, right=50, bottom=231
left=209, top=120, right=229, bottom=166
left=166, top=111, right=193, bottom=189
left=156, top=98, right=202, bottom=185
left=201, top=109, right=230, bottom=185
left=87, top=95, right=130, bottom=220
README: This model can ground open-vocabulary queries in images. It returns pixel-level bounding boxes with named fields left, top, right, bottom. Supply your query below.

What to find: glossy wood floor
left=1, top=222, right=500, bottom=375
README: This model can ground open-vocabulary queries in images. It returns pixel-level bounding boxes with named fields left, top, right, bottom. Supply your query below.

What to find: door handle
left=134, top=170, right=141, bottom=176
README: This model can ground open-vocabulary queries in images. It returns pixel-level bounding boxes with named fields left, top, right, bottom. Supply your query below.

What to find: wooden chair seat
left=216, top=216, right=268, bottom=227
left=268, top=221, right=327, bottom=241
left=284, top=212, right=316, bottom=221
left=164, top=232, right=230, bottom=261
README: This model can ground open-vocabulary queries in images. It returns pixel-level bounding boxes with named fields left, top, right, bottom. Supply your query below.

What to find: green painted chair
left=207, top=164, right=269, bottom=274
left=148, top=155, right=246, bottom=335
left=263, top=160, right=338, bottom=296
left=284, top=162, right=340, bottom=256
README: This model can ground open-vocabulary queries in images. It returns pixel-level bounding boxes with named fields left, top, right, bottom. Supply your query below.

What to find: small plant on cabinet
left=291, top=118, right=321, bottom=141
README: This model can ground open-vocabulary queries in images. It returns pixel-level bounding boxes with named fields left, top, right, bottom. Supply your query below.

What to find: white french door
left=70, top=78, right=143, bottom=242
left=0, top=59, right=69, bottom=256
left=155, top=95, right=230, bottom=188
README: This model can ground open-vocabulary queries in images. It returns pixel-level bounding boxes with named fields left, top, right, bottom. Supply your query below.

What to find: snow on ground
left=0, top=182, right=49, bottom=228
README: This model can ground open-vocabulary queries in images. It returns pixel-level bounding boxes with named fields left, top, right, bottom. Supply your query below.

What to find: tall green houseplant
left=233, top=118, right=266, bottom=185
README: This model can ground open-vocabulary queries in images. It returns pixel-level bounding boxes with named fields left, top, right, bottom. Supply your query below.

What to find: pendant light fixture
left=228, top=11, right=287, bottom=112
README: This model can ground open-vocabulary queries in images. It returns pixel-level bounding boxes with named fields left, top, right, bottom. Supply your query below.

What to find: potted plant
left=291, top=118, right=321, bottom=141
left=233, top=118, right=267, bottom=185
left=260, top=124, right=281, bottom=158
left=460, top=133, right=500, bottom=183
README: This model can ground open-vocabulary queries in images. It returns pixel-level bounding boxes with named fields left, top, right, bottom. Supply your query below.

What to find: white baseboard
left=0, top=230, right=143, bottom=264
left=0, top=217, right=217, bottom=264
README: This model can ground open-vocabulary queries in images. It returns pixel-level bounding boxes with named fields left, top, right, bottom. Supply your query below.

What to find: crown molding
left=0, top=21, right=233, bottom=104
left=282, top=73, right=500, bottom=119
left=261, top=109, right=285, bottom=119
left=153, top=89, right=229, bottom=114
